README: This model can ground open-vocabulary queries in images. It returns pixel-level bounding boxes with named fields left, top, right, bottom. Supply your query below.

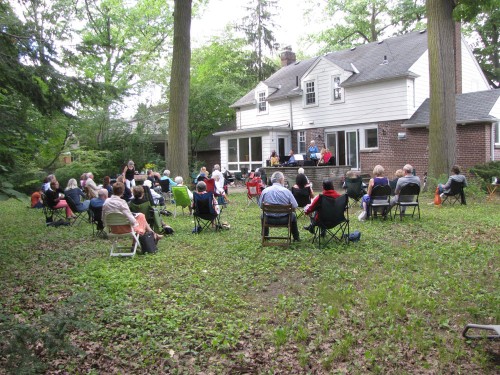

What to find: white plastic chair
left=105, top=212, right=141, bottom=257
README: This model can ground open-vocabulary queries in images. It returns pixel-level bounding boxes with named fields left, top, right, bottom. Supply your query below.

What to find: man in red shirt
left=303, top=178, right=341, bottom=233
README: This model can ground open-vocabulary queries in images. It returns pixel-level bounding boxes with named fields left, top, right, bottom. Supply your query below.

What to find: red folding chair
left=246, top=181, right=261, bottom=206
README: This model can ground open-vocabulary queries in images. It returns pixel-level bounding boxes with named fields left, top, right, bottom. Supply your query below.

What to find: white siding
left=408, top=50, right=430, bottom=114
left=461, top=39, right=490, bottom=92
left=239, top=100, right=291, bottom=128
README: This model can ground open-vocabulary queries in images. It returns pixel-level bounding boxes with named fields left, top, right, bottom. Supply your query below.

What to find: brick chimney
left=280, top=46, right=296, bottom=67
left=454, top=22, right=462, bottom=94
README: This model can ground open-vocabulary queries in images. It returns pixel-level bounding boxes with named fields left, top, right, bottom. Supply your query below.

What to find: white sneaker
left=358, top=211, right=367, bottom=221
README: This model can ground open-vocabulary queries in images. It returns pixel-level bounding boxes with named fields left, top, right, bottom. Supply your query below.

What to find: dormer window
left=258, top=91, right=267, bottom=112
left=331, top=75, right=344, bottom=103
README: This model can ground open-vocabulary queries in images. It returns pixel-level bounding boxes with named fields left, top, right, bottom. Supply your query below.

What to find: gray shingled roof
left=403, top=89, right=500, bottom=127
left=231, top=30, right=429, bottom=108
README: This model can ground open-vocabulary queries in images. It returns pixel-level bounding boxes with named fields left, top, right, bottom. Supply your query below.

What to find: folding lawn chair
left=41, top=193, right=66, bottom=224
left=441, top=180, right=466, bottom=205
left=128, top=200, right=163, bottom=233
left=192, top=192, right=222, bottom=234
left=89, top=205, right=106, bottom=238
left=394, top=183, right=420, bottom=220
left=312, top=194, right=350, bottom=249
left=369, top=185, right=392, bottom=221
left=344, top=177, right=365, bottom=208
left=105, top=212, right=141, bottom=257
left=246, top=181, right=262, bottom=206
left=64, top=195, right=89, bottom=226
left=261, top=204, right=293, bottom=247
left=159, top=179, right=171, bottom=203
left=462, top=324, right=500, bottom=340
left=171, top=186, right=192, bottom=217
left=291, top=186, right=312, bottom=219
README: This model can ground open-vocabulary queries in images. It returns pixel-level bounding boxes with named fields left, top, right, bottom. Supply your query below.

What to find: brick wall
left=361, top=120, right=493, bottom=179
left=195, top=151, right=221, bottom=173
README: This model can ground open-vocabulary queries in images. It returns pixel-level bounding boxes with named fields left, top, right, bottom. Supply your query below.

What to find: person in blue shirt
left=308, top=140, right=319, bottom=161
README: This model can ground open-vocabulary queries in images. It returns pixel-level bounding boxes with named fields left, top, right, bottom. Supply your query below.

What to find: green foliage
left=469, top=161, right=500, bottom=185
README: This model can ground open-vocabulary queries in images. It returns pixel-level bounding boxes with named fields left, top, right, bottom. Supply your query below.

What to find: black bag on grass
left=139, top=231, right=157, bottom=254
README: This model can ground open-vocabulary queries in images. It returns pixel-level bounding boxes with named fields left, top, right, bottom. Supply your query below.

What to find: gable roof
left=231, top=30, right=429, bottom=108
left=403, top=89, right=500, bottom=128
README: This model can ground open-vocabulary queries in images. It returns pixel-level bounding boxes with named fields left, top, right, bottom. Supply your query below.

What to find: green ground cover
left=0, top=190, right=499, bottom=374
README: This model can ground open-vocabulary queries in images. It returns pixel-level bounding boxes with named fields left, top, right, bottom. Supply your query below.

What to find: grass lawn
left=0, top=189, right=499, bottom=374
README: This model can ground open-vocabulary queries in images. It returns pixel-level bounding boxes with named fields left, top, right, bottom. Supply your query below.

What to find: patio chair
left=369, top=185, right=392, bottom=221
left=291, top=186, right=312, bottom=219
left=394, top=183, right=420, bottom=220
left=312, top=194, right=350, bottom=249
left=105, top=212, right=141, bottom=257
left=171, top=186, right=192, bottom=217
left=261, top=204, right=293, bottom=247
left=246, top=181, right=262, bottom=206
left=441, top=180, right=466, bottom=205
left=192, top=192, right=221, bottom=233
left=344, top=176, right=365, bottom=208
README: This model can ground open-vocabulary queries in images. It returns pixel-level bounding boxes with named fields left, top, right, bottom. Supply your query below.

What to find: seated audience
left=147, top=170, right=161, bottom=187
left=160, top=170, right=177, bottom=190
left=174, top=176, right=194, bottom=201
left=293, top=173, right=314, bottom=199
left=115, top=175, right=132, bottom=201
left=389, top=169, right=405, bottom=195
left=303, top=178, right=341, bottom=233
left=287, top=150, right=297, bottom=166
left=438, top=165, right=467, bottom=197
left=259, top=171, right=300, bottom=242
left=222, top=166, right=235, bottom=186
left=80, top=173, right=88, bottom=189
left=270, top=150, right=280, bottom=166
left=196, top=167, right=208, bottom=182
left=102, top=176, right=113, bottom=196
left=31, top=188, right=44, bottom=208
left=390, top=164, right=420, bottom=209
left=85, top=172, right=99, bottom=199
left=130, top=185, right=148, bottom=205
left=65, top=178, right=90, bottom=211
left=90, top=189, right=108, bottom=208
left=42, top=174, right=55, bottom=193
left=143, top=180, right=165, bottom=205
left=298, top=167, right=312, bottom=187
left=102, top=182, right=163, bottom=241
left=193, top=180, right=220, bottom=215
left=250, top=170, right=266, bottom=191
left=45, top=180, right=74, bottom=218
left=358, top=165, right=390, bottom=221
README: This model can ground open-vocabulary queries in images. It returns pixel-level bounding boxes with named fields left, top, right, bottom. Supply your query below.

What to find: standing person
left=211, top=164, right=226, bottom=196
left=358, top=165, right=390, bottom=221
left=122, top=160, right=136, bottom=189
left=259, top=171, right=300, bottom=242
left=65, top=178, right=91, bottom=211
left=308, top=140, right=319, bottom=162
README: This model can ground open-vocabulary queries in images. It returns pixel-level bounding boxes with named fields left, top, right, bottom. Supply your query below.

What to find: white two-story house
left=214, top=30, right=499, bottom=177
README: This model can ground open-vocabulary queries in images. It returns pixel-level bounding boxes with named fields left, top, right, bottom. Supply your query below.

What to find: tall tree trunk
left=427, top=0, right=457, bottom=180
left=167, top=0, right=191, bottom=179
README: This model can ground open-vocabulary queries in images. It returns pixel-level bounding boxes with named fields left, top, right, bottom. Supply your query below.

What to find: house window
left=298, top=131, right=306, bottom=154
left=305, top=81, right=315, bottom=105
left=333, top=76, right=342, bottom=101
left=258, top=91, right=267, bottom=112
left=227, top=137, right=263, bottom=171
left=364, top=128, right=378, bottom=148
left=495, top=122, right=500, bottom=146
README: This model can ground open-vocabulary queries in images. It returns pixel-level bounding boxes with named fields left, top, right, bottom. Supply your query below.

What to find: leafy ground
left=0, top=189, right=499, bottom=374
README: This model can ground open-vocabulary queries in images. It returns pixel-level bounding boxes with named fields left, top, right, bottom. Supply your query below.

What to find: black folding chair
left=441, top=180, right=466, bottom=205
left=64, top=195, right=89, bottom=226
left=89, top=205, right=106, bottom=238
left=159, top=179, right=171, bottom=203
left=394, top=183, right=420, bottom=220
left=369, top=185, right=392, bottom=221
left=344, top=177, right=365, bottom=208
left=291, top=186, right=312, bottom=219
left=312, top=194, right=349, bottom=249
left=41, top=193, right=66, bottom=224
left=193, top=192, right=221, bottom=233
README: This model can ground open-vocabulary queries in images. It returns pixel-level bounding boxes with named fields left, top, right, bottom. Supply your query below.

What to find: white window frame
left=297, top=131, right=306, bottom=154
left=495, top=122, right=500, bottom=146
left=361, top=127, right=379, bottom=150
left=331, top=75, right=344, bottom=103
left=257, top=91, right=267, bottom=114
left=227, top=137, right=263, bottom=171
left=303, top=78, right=318, bottom=107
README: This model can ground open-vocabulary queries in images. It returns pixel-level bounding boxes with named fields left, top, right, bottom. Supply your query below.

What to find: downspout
left=289, top=97, right=294, bottom=131
left=492, top=123, right=496, bottom=161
